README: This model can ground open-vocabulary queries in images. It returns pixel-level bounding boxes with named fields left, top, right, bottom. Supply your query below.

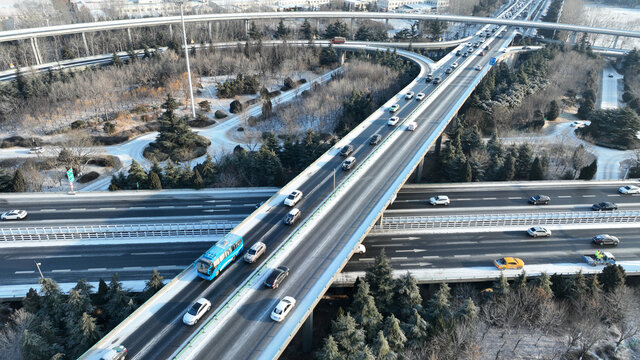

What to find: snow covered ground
left=600, top=64, right=623, bottom=110
left=583, top=4, right=640, bottom=49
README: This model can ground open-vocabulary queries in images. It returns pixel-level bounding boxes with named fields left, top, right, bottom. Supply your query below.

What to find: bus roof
left=201, top=233, right=242, bottom=261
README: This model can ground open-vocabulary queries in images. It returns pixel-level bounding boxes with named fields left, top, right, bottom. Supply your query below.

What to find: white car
left=387, top=116, right=400, bottom=126
left=527, top=226, right=551, bottom=237
left=355, top=244, right=366, bottom=254
left=429, top=195, right=450, bottom=206
left=389, top=104, right=400, bottom=112
left=1, top=210, right=27, bottom=220
left=271, top=296, right=296, bottom=322
left=405, top=91, right=414, bottom=100
left=619, top=185, right=640, bottom=194
left=244, top=241, right=266, bottom=263
left=474, top=65, right=482, bottom=71
left=416, top=93, right=425, bottom=101
left=29, top=147, right=43, bottom=154
left=183, top=298, right=211, bottom=325
left=407, top=122, right=418, bottom=131
left=283, top=190, right=303, bottom=206
left=571, top=121, right=585, bottom=128
left=451, top=62, right=459, bottom=68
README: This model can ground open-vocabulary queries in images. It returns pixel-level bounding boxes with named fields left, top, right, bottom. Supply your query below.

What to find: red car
left=331, top=37, right=346, bottom=44
left=479, top=51, right=486, bottom=56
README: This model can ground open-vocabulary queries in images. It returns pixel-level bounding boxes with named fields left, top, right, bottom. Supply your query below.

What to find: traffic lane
left=192, top=48, right=476, bottom=359
left=347, top=228, right=640, bottom=271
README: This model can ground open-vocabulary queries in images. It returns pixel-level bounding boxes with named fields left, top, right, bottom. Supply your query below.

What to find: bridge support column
left=208, top=22, right=213, bottom=43
left=350, top=18, right=355, bottom=40
left=30, top=37, right=42, bottom=65
left=434, top=134, right=442, bottom=156
left=414, top=158, right=424, bottom=183
left=385, top=18, right=389, bottom=27
left=81, top=32, right=90, bottom=56
left=216, top=22, right=220, bottom=40
left=244, top=19, right=249, bottom=40
left=338, top=50, right=346, bottom=65
left=169, top=24, right=173, bottom=39
left=613, top=35, right=619, bottom=48
left=127, top=28, right=133, bottom=47
left=570, top=31, right=577, bottom=45
left=302, top=312, right=313, bottom=353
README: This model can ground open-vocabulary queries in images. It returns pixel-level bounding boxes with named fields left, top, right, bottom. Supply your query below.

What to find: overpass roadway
left=1, top=11, right=638, bottom=43
left=77, top=25, right=505, bottom=359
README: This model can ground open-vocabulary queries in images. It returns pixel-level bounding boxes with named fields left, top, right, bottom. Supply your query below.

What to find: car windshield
left=287, top=194, right=295, bottom=199
left=274, top=307, right=283, bottom=315
left=248, top=249, right=256, bottom=255
left=188, top=303, right=201, bottom=315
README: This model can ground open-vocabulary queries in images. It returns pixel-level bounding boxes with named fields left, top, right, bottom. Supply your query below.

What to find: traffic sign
left=489, top=57, right=497, bottom=66
left=66, top=168, right=74, bottom=182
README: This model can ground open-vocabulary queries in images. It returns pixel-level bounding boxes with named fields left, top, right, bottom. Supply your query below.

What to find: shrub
left=71, top=120, right=86, bottom=129
left=77, top=171, right=100, bottom=183
left=230, top=99, right=243, bottom=114
left=198, top=100, right=211, bottom=112
left=622, top=91, right=634, bottom=103
left=214, top=110, right=228, bottom=119
left=131, top=104, right=151, bottom=114
left=103, top=122, right=116, bottom=134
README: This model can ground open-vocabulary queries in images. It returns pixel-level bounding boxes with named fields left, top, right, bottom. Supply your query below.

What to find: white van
left=407, top=122, right=418, bottom=131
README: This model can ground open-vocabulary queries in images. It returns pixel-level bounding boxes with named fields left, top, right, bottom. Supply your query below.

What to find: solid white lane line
left=158, top=206, right=175, bottom=209
left=51, top=269, right=71, bottom=273
left=508, top=197, right=522, bottom=199
left=99, top=208, right=117, bottom=210
left=130, top=252, right=167, bottom=256
left=391, top=257, right=408, bottom=260
left=15, top=270, right=34, bottom=274
left=70, top=208, right=86, bottom=211
left=40, top=209, right=56, bottom=212
left=187, top=205, right=204, bottom=208
left=482, top=197, right=497, bottom=200
left=557, top=196, right=572, bottom=198
left=582, top=195, right=596, bottom=198
left=88, top=268, right=107, bottom=271
left=453, top=254, right=471, bottom=258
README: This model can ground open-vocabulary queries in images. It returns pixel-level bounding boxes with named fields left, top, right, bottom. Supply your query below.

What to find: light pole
left=34, top=261, right=44, bottom=280
left=175, top=0, right=196, bottom=118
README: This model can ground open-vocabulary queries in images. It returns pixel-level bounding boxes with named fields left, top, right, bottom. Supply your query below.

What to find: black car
left=369, top=134, right=382, bottom=145
left=445, top=67, right=452, bottom=74
left=528, top=195, right=550, bottom=205
left=455, top=50, right=461, bottom=56
left=339, top=145, right=353, bottom=157
left=425, top=74, right=433, bottom=82
left=264, top=266, right=290, bottom=289
left=592, top=234, right=620, bottom=246
left=433, top=77, right=441, bottom=84
left=592, top=202, right=618, bottom=211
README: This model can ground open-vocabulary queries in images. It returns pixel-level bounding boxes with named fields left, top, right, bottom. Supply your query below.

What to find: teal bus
left=194, top=233, right=243, bottom=280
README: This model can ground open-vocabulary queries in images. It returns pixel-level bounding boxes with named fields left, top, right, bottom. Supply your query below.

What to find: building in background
left=69, top=0, right=209, bottom=18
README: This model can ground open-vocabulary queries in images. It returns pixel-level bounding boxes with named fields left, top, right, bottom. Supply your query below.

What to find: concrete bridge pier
left=244, top=19, right=249, bottom=40
left=350, top=18, right=355, bottom=40
left=81, top=32, right=90, bottom=56
left=30, top=37, right=42, bottom=65
left=127, top=28, right=133, bottom=47
left=613, top=35, right=619, bottom=48
left=302, top=312, right=313, bottom=353
left=338, top=49, right=346, bottom=65
left=169, top=24, right=173, bottom=39
left=570, top=31, right=577, bottom=45
left=385, top=18, right=389, bottom=27
left=208, top=22, right=213, bottom=43
left=414, top=158, right=424, bottom=182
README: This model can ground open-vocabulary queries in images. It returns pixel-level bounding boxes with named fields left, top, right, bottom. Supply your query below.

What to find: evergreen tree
left=550, top=274, right=572, bottom=299
left=546, top=100, right=560, bottom=120
left=513, top=270, right=527, bottom=289
left=500, top=153, right=516, bottom=181
left=316, top=335, right=344, bottom=360
left=365, top=250, right=395, bottom=314
left=143, top=269, right=164, bottom=300
left=275, top=19, right=290, bottom=39
left=427, top=283, right=451, bottom=321
left=105, top=273, right=132, bottom=327
left=194, top=154, right=217, bottom=185
left=570, top=271, right=588, bottom=299
left=330, top=312, right=366, bottom=355
left=14, top=68, right=33, bottom=100
left=96, top=278, right=109, bottom=306
left=456, top=298, right=479, bottom=323
left=248, top=22, right=261, bottom=40
left=163, top=160, right=180, bottom=188
left=11, top=169, right=26, bottom=192
left=38, top=278, right=65, bottom=326
left=71, top=313, right=101, bottom=357
left=112, top=52, right=124, bottom=67
left=21, top=330, right=51, bottom=360
left=301, top=19, right=313, bottom=40
left=529, top=157, right=544, bottom=180
left=320, top=45, right=338, bottom=66
left=382, top=315, right=406, bottom=353
left=325, top=20, right=349, bottom=38
left=577, top=98, right=594, bottom=119
left=402, top=309, right=428, bottom=348
left=493, top=273, right=510, bottom=295
left=588, top=273, right=603, bottom=295
left=24, top=288, right=41, bottom=313
left=578, top=159, right=597, bottom=180
left=391, top=273, right=422, bottom=321
left=373, top=331, right=396, bottom=360
left=192, top=169, right=204, bottom=189
left=462, top=160, right=473, bottom=182
left=461, top=124, right=484, bottom=155
left=515, top=144, right=533, bottom=180
left=350, top=281, right=383, bottom=338
left=127, top=160, right=147, bottom=189
left=536, top=273, right=553, bottom=297
left=148, top=171, right=162, bottom=190
left=599, top=264, right=626, bottom=293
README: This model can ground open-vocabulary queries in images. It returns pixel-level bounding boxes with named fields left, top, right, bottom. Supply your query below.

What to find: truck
left=583, top=251, right=615, bottom=266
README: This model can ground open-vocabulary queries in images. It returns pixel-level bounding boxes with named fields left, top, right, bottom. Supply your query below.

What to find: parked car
left=342, top=156, right=356, bottom=170
left=494, top=257, right=524, bottom=270
left=527, top=226, right=551, bottom=237
left=100, top=345, right=127, bottom=360
left=608, top=73, right=614, bottom=78
left=283, top=208, right=301, bottom=225
left=389, top=104, right=400, bottom=112
left=571, top=121, right=586, bottom=128
left=182, top=298, right=211, bottom=325
left=283, top=190, right=303, bottom=206
left=355, top=244, right=366, bottom=254
left=429, top=195, right=450, bottom=206
left=592, top=202, right=618, bottom=211
left=618, top=185, right=640, bottom=194
left=1, top=210, right=27, bottom=220
left=416, top=92, right=425, bottom=101
left=265, top=266, right=290, bottom=289
left=405, top=91, right=414, bottom=100
left=271, top=296, right=296, bottom=322
left=592, top=234, right=620, bottom=246
left=244, top=241, right=267, bottom=263
left=528, top=195, right=550, bottom=205
left=339, top=144, right=354, bottom=157
left=369, top=134, right=382, bottom=145
left=387, top=116, right=400, bottom=126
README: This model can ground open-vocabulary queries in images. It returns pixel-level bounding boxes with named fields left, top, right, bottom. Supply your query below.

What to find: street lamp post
left=175, top=0, right=196, bottom=118
left=34, top=261, right=44, bottom=280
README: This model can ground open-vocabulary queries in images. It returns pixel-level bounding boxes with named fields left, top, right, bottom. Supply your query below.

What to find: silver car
left=244, top=242, right=266, bottom=263
left=527, top=226, right=551, bottom=237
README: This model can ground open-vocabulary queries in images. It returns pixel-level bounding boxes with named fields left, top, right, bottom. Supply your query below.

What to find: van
left=283, top=208, right=301, bottom=225
left=407, top=122, right=418, bottom=131
left=101, top=346, right=127, bottom=360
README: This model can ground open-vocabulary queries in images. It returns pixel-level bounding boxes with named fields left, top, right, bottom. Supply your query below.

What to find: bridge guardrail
left=374, top=210, right=640, bottom=230
left=0, top=222, right=236, bottom=241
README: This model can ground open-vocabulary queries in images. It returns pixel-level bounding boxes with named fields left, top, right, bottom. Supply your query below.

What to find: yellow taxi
left=494, top=257, right=524, bottom=270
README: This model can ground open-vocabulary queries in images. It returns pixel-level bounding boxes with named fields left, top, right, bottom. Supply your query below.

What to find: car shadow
left=234, top=295, right=278, bottom=323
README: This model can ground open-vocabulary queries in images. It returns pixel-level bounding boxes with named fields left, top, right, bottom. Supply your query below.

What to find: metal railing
left=0, top=222, right=236, bottom=242
left=375, top=211, right=640, bottom=230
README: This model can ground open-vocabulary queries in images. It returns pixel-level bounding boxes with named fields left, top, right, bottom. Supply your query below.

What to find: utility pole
left=34, top=261, right=44, bottom=280
left=176, top=0, right=196, bottom=118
